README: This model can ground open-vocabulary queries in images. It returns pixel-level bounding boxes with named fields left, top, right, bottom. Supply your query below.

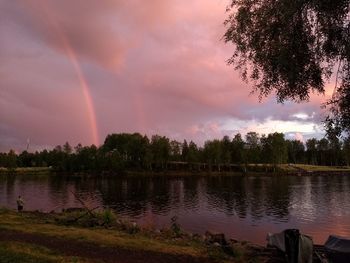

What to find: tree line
left=1, top=132, right=350, bottom=172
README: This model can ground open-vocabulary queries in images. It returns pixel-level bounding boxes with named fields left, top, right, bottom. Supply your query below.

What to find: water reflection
left=183, top=177, right=199, bottom=210
left=0, top=174, right=349, bottom=244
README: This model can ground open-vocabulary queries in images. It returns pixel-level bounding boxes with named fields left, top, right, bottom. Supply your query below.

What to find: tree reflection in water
left=0, top=174, right=349, bottom=244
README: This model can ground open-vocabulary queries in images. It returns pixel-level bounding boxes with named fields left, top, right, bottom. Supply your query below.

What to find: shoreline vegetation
left=1, top=132, right=350, bottom=176
left=0, top=207, right=279, bottom=263
left=1, top=164, right=350, bottom=177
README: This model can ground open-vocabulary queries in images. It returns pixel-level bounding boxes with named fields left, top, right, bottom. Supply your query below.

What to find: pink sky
left=0, top=0, right=332, bottom=151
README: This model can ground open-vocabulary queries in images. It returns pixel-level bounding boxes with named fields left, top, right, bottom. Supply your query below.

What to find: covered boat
left=324, top=235, right=350, bottom=263
left=267, top=229, right=313, bottom=263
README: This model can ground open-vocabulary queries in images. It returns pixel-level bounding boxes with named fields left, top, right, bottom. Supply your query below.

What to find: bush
left=99, top=209, right=116, bottom=226
left=55, top=208, right=117, bottom=228
left=170, top=216, right=182, bottom=237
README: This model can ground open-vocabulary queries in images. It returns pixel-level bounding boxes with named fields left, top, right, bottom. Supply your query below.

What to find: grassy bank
left=0, top=241, right=88, bottom=263
left=289, top=164, right=350, bottom=172
left=111, top=164, right=350, bottom=177
left=1, top=164, right=349, bottom=178
left=0, top=208, right=271, bottom=263
left=0, top=167, right=52, bottom=176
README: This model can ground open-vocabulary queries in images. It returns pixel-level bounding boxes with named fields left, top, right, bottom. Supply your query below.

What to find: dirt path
left=0, top=229, right=209, bottom=263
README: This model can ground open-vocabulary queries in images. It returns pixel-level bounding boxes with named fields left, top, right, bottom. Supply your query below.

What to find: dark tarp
left=267, top=229, right=313, bottom=263
left=325, top=235, right=350, bottom=253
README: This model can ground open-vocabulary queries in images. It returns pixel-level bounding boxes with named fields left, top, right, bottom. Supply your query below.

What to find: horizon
left=1, top=130, right=327, bottom=154
left=0, top=0, right=332, bottom=152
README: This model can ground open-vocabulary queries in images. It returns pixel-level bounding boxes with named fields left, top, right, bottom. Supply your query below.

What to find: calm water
left=1, top=174, right=350, bottom=245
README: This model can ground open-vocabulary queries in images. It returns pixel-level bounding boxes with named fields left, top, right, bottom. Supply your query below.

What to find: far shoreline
left=1, top=164, right=350, bottom=177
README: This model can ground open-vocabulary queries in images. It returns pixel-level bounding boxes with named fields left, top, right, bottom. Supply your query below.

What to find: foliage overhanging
left=224, top=0, right=350, bottom=135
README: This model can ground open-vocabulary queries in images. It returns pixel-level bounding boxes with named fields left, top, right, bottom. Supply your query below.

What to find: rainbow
left=40, top=2, right=100, bottom=146
left=59, top=39, right=100, bottom=146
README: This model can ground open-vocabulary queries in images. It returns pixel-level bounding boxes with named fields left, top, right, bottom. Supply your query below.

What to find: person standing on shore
left=16, top=195, right=24, bottom=212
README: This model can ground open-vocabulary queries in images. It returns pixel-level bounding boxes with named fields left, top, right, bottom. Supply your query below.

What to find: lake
left=1, top=174, right=349, bottom=245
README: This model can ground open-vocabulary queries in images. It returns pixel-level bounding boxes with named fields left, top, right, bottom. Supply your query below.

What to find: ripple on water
left=0, top=174, right=350, bottom=245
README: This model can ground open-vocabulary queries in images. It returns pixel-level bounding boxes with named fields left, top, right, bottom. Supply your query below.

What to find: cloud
left=0, top=0, right=330, bottom=151
left=2, top=0, right=127, bottom=70
left=294, top=132, right=305, bottom=142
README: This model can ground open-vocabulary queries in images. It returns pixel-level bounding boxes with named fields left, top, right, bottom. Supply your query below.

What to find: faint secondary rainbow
left=40, top=2, right=99, bottom=145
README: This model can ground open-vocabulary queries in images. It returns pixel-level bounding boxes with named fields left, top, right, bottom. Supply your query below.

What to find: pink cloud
left=16, top=0, right=127, bottom=70
left=0, top=0, right=330, bottom=151
left=294, top=133, right=305, bottom=142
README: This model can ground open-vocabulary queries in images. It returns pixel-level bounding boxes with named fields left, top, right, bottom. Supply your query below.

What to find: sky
left=0, top=0, right=334, bottom=152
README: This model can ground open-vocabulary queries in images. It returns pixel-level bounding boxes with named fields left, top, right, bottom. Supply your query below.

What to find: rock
left=248, top=244, right=265, bottom=252
left=63, top=207, right=85, bottom=213
left=205, top=231, right=228, bottom=246
left=212, top=242, right=221, bottom=247
left=222, top=245, right=235, bottom=256
left=192, top=233, right=201, bottom=240
left=229, top=238, right=239, bottom=244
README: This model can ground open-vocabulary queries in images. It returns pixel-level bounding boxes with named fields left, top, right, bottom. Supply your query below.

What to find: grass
left=0, top=208, right=213, bottom=260
left=246, top=163, right=350, bottom=173
left=0, top=204, right=279, bottom=263
left=1, top=164, right=349, bottom=177
left=0, top=167, right=52, bottom=176
left=0, top=241, right=88, bottom=263
left=0, top=208, right=269, bottom=263
left=291, top=164, right=350, bottom=172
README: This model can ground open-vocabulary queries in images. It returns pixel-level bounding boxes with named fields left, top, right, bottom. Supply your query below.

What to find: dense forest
left=1, top=132, right=350, bottom=173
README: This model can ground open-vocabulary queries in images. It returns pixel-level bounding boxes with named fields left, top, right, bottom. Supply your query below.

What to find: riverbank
left=0, top=208, right=277, bottom=263
left=1, top=164, right=350, bottom=177
left=0, top=167, right=52, bottom=176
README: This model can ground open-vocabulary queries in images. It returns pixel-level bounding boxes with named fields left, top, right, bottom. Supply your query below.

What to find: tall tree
left=187, top=141, right=200, bottom=163
left=150, top=135, right=171, bottom=170
left=261, top=133, right=288, bottom=166
left=306, top=138, right=318, bottom=165
left=231, top=133, right=245, bottom=164
left=286, top=140, right=305, bottom=164
left=170, top=140, right=182, bottom=161
left=181, top=140, right=189, bottom=162
left=343, top=137, right=350, bottom=165
left=18, top=151, right=34, bottom=167
left=245, top=132, right=261, bottom=163
left=63, top=142, right=72, bottom=154
left=224, top=0, right=350, bottom=135
left=6, top=150, right=17, bottom=168
left=317, top=138, right=329, bottom=165
left=221, top=135, right=232, bottom=164
left=203, top=140, right=222, bottom=168
left=327, top=132, right=343, bottom=165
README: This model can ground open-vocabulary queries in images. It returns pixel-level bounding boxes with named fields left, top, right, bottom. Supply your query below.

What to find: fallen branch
left=69, top=190, right=98, bottom=218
